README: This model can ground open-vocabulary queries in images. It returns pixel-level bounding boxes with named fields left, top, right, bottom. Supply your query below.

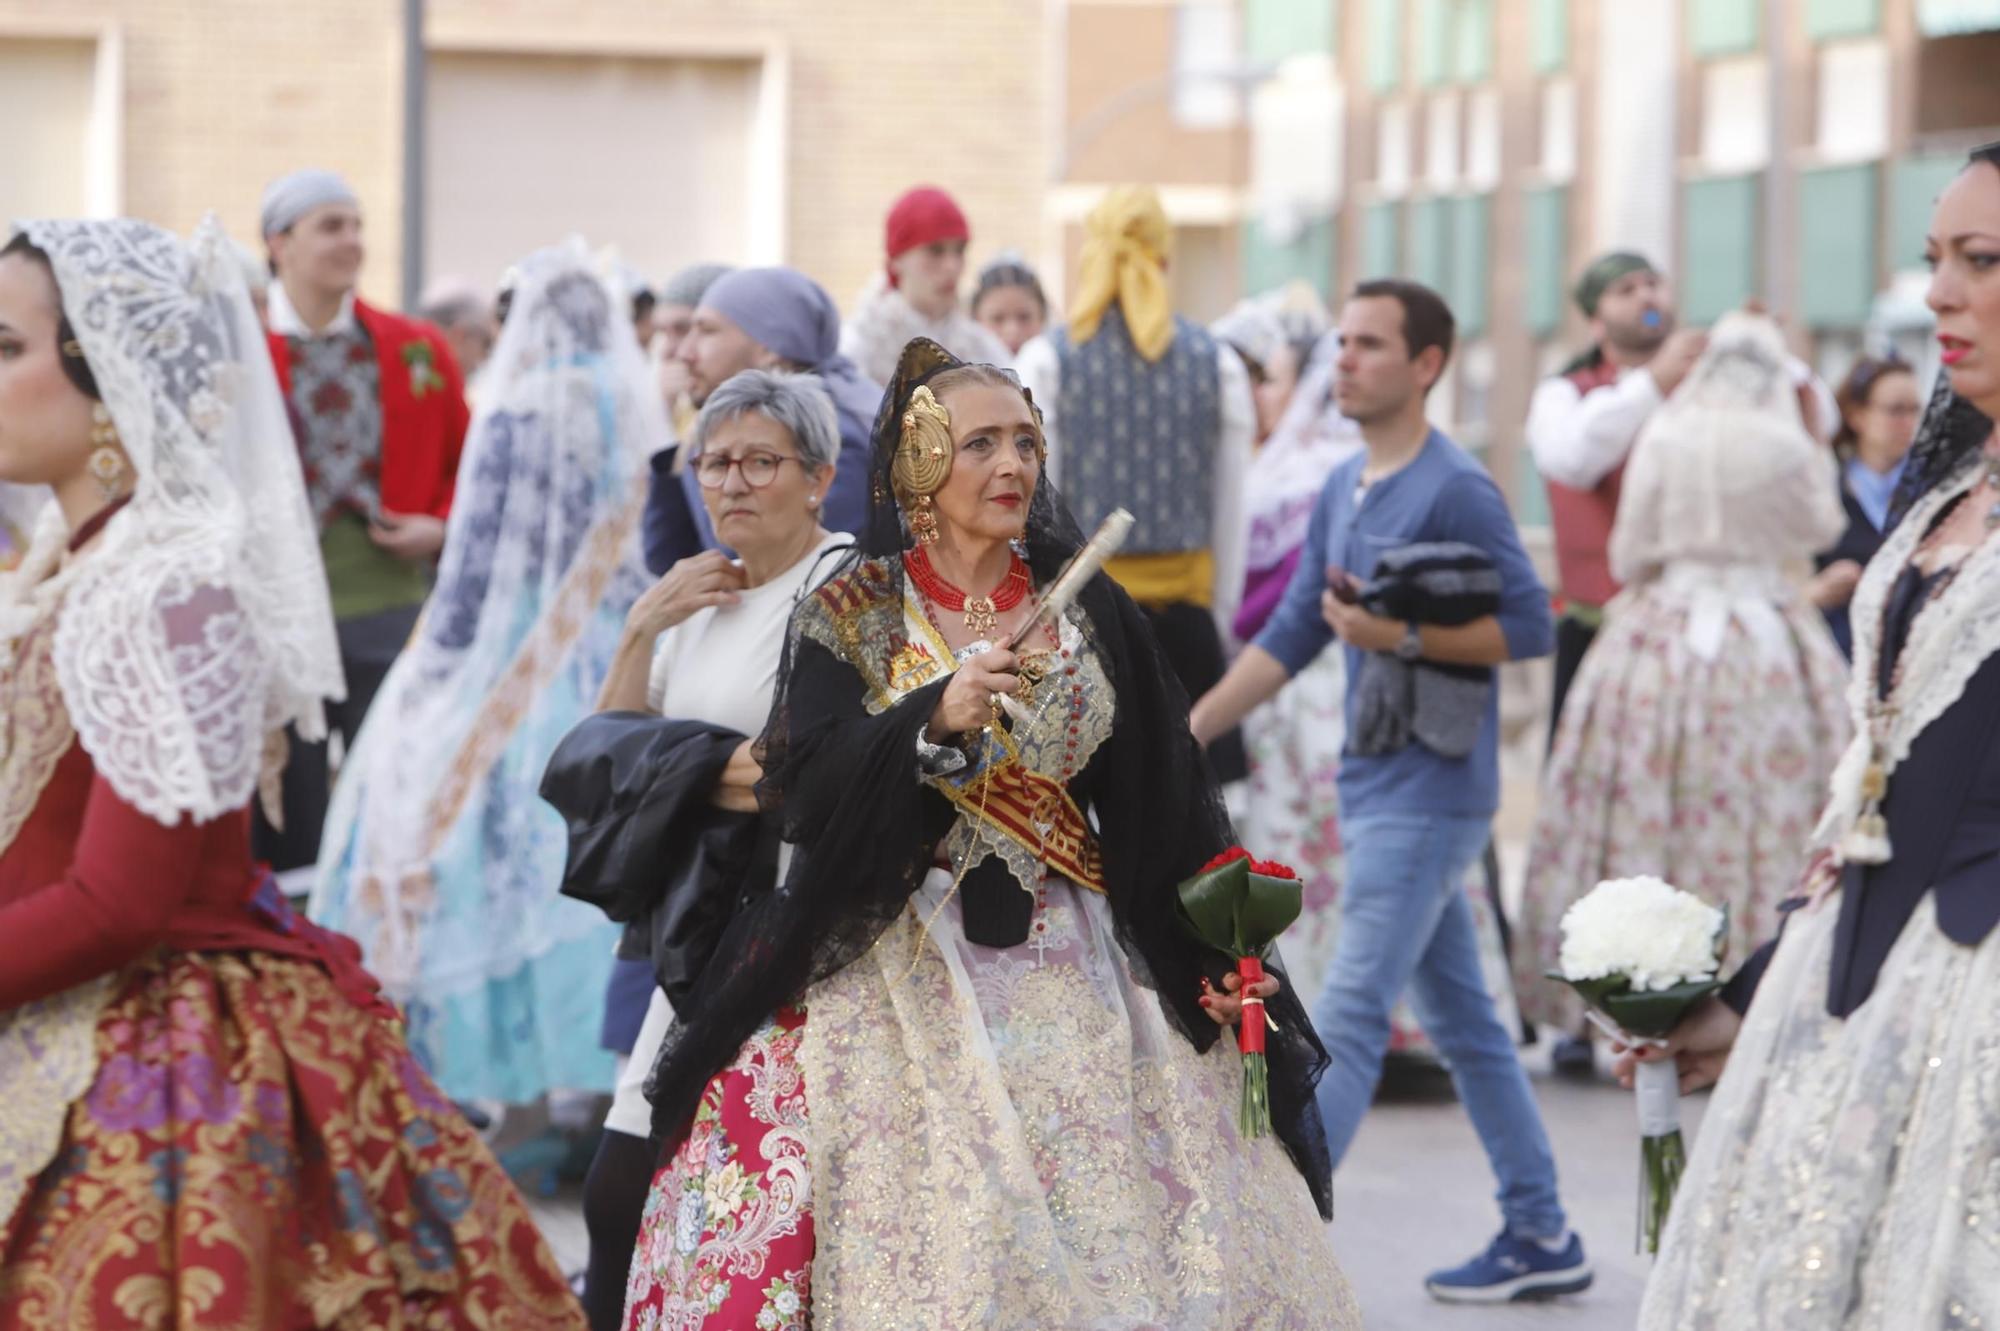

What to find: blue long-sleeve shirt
left=1253, top=429, right=1553, bottom=820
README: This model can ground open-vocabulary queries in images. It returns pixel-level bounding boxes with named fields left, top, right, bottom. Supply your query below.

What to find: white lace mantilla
left=1814, top=467, right=2000, bottom=858
left=9, top=217, right=343, bottom=824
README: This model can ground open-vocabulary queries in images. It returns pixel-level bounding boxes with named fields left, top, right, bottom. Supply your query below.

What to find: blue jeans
left=1312, top=812, right=1566, bottom=1238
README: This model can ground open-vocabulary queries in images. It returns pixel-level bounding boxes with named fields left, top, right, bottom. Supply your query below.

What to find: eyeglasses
left=692, top=450, right=805, bottom=489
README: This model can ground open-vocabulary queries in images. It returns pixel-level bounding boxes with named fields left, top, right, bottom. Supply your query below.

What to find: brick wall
left=0, top=0, right=405, bottom=301
left=0, top=0, right=1049, bottom=314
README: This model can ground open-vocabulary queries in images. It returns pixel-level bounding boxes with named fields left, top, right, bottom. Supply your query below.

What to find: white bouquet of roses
left=1550, top=875, right=1726, bottom=1253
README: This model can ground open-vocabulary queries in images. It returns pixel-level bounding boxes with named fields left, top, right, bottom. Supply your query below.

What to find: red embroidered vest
left=1544, top=355, right=1626, bottom=611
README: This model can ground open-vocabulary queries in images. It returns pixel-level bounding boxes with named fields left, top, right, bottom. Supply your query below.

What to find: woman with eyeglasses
left=1810, top=354, right=1924, bottom=656
left=570, top=369, right=846, bottom=1329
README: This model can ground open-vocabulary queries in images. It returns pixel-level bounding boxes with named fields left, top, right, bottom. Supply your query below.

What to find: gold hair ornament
left=893, top=385, right=954, bottom=544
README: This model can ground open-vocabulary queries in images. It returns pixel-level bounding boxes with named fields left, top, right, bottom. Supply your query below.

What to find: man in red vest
left=1526, top=253, right=1834, bottom=1074
left=1526, top=252, right=1705, bottom=738
left=254, top=168, right=469, bottom=884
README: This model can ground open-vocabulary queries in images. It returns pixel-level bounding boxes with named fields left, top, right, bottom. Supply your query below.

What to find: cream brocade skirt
left=799, top=869, right=1360, bottom=1330
left=1641, top=894, right=2000, bottom=1329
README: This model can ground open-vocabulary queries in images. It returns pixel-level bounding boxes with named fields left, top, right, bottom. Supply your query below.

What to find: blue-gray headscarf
left=691, top=266, right=882, bottom=537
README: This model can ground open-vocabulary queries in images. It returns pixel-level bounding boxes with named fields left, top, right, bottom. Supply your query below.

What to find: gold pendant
left=964, top=597, right=998, bottom=637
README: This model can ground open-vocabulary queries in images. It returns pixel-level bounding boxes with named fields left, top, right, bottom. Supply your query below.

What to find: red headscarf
left=884, top=186, right=970, bottom=286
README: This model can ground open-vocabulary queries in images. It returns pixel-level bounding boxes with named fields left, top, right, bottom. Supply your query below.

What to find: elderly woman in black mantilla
left=1626, top=142, right=2000, bottom=1328
left=616, top=339, right=1357, bottom=1329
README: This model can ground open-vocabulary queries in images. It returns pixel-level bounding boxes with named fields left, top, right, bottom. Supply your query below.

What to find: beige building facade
left=0, top=0, right=1055, bottom=314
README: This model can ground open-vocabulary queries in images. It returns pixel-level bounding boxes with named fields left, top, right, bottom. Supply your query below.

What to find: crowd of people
left=1, top=141, right=1996, bottom=1329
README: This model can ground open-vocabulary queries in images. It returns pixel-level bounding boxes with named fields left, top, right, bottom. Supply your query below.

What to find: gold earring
left=910, top=493, right=940, bottom=545
left=88, top=403, right=126, bottom=501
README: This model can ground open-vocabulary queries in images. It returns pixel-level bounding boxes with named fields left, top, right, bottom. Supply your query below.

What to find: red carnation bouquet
left=1176, top=846, right=1305, bottom=1138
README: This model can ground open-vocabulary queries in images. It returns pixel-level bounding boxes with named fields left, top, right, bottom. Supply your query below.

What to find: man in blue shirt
left=1192, top=280, right=1589, bottom=1304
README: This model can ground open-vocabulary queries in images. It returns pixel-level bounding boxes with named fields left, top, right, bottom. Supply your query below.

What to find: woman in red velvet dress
left=0, top=217, right=584, bottom=1328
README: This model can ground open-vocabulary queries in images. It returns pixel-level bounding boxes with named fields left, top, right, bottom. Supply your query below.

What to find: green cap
left=1573, top=251, right=1657, bottom=317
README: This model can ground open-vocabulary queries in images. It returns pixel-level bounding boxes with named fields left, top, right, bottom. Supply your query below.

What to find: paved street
left=1334, top=1049, right=1704, bottom=1329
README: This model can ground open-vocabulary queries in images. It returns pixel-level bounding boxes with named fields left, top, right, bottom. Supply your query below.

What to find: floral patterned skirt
left=0, top=950, right=584, bottom=1330
left=1513, top=579, right=1851, bottom=1031
left=622, top=1006, right=811, bottom=1331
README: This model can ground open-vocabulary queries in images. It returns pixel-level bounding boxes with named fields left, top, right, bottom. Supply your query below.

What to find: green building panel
left=1450, top=193, right=1492, bottom=337
left=1681, top=175, right=1759, bottom=324
left=1524, top=184, right=1568, bottom=337
left=1798, top=164, right=1879, bottom=330
left=1368, top=0, right=1404, bottom=91
left=1417, top=0, right=1452, bottom=86
left=1243, top=216, right=1338, bottom=299
left=1362, top=200, right=1403, bottom=281
left=1411, top=196, right=1451, bottom=290
left=1247, top=0, right=1338, bottom=64
left=1453, top=0, right=1495, bottom=82
left=1688, top=0, right=1761, bottom=56
left=1805, top=0, right=1882, bottom=40
left=1894, top=153, right=1970, bottom=267
left=1516, top=448, right=1553, bottom=529
left=1530, top=0, right=1569, bottom=73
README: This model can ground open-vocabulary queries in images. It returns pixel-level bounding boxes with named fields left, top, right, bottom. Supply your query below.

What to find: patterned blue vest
left=1052, top=306, right=1220, bottom=555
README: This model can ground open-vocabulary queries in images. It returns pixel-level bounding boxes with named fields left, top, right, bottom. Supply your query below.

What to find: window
left=1173, top=2, right=1244, bottom=130
left=1425, top=90, right=1463, bottom=192
left=1465, top=87, right=1501, bottom=189
left=1699, top=57, right=1771, bottom=174
left=1815, top=40, right=1890, bottom=162
left=1376, top=98, right=1414, bottom=197
left=1539, top=78, right=1577, bottom=182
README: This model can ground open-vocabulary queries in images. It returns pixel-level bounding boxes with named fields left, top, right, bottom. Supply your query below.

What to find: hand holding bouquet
left=1176, top=847, right=1304, bottom=1138
left=1549, top=875, right=1726, bottom=1253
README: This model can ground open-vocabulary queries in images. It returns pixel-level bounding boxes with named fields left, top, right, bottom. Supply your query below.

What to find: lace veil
left=312, top=238, right=660, bottom=996
left=2, top=216, right=342, bottom=824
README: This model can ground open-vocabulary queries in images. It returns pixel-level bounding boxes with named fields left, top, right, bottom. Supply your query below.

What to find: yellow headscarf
left=1067, top=185, right=1176, bottom=363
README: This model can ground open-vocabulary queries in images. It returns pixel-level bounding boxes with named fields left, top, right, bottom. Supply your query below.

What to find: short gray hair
left=691, top=369, right=840, bottom=472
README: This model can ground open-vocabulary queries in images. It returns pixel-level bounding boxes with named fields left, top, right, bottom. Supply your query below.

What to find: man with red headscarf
left=840, top=184, right=1009, bottom=384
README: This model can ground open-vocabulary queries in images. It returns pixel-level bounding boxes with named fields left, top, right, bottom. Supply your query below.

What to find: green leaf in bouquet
left=1546, top=970, right=1633, bottom=1013
left=1239, top=871, right=1304, bottom=955
left=1598, top=978, right=1725, bottom=1039
left=1178, top=857, right=1250, bottom=953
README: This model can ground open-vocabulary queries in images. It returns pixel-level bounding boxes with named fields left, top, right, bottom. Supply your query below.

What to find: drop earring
left=87, top=404, right=127, bottom=501
left=910, top=493, right=940, bottom=545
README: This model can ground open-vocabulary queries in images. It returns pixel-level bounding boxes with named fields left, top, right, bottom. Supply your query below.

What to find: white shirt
left=1527, top=355, right=1837, bottom=493
left=266, top=280, right=359, bottom=339
left=605, top=528, right=846, bottom=1142
left=646, top=530, right=850, bottom=725
left=1013, top=333, right=1255, bottom=638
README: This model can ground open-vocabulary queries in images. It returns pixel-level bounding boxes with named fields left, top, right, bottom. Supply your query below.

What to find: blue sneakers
left=1424, top=1230, right=1593, bottom=1304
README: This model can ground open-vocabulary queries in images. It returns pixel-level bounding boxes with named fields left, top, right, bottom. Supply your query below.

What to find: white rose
left=1557, top=876, right=1723, bottom=991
